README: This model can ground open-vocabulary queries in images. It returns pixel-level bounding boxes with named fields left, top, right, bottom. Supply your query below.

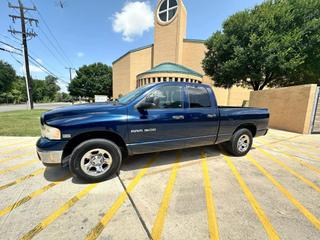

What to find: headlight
left=41, top=124, right=61, bottom=140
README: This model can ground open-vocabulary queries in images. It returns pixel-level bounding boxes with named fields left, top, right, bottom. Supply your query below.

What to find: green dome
left=138, top=62, right=203, bottom=78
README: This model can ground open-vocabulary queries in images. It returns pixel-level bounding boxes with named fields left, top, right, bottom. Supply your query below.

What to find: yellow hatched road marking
left=247, top=154, right=320, bottom=230
left=20, top=184, right=97, bottom=240
left=256, top=147, right=320, bottom=192
left=151, top=152, right=180, bottom=240
left=0, top=144, right=34, bottom=155
left=85, top=154, right=158, bottom=240
left=0, top=168, right=45, bottom=191
left=0, top=159, right=37, bottom=175
left=0, top=140, right=32, bottom=149
left=278, top=142, right=320, bottom=162
left=257, top=143, right=320, bottom=176
left=0, top=176, right=68, bottom=217
left=224, top=156, right=280, bottom=240
left=201, top=150, right=219, bottom=240
left=0, top=151, right=34, bottom=164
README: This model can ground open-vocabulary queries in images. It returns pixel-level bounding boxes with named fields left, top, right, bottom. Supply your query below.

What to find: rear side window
left=187, top=86, right=211, bottom=108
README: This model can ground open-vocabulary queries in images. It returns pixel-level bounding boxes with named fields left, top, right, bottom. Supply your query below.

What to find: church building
left=112, top=0, right=250, bottom=106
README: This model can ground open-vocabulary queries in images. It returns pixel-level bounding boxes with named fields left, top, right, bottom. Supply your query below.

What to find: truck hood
left=42, top=102, right=123, bottom=125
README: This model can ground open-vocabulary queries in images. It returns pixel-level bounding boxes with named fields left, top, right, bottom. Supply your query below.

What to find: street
left=0, top=103, right=72, bottom=112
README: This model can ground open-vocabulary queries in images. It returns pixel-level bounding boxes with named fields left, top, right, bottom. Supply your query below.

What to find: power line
left=30, top=0, right=74, bottom=68
left=0, top=41, right=69, bottom=86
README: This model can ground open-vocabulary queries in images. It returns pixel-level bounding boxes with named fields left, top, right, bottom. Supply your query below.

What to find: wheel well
left=62, top=131, right=127, bottom=160
left=233, top=124, right=257, bottom=137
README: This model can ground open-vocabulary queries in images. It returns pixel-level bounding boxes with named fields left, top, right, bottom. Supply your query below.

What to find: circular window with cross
left=157, top=0, right=178, bottom=24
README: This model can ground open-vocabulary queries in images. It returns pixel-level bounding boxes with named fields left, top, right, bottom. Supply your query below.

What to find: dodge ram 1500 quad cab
left=37, top=82, right=269, bottom=182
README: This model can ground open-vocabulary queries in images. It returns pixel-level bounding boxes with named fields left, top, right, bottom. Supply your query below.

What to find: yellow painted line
left=201, top=150, right=219, bottom=240
left=256, top=141, right=320, bottom=176
left=20, top=184, right=97, bottom=240
left=0, top=168, right=45, bottom=191
left=279, top=150, right=320, bottom=176
left=151, top=152, right=180, bottom=240
left=254, top=136, right=301, bottom=148
left=0, top=159, right=37, bottom=175
left=224, top=156, right=280, bottom=239
left=0, top=151, right=34, bottom=163
left=0, top=140, right=32, bottom=149
left=247, top=154, right=320, bottom=230
left=256, top=148, right=320, bottom=192
left=0, top=144, right=34, bottom=155
left=0, top=181, right=64, bottom=217
left=85, top=154, right=158, bottom=240
left=278, top=142, right=320, bottom=162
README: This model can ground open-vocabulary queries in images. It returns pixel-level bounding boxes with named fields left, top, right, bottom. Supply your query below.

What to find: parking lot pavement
left=0, top=130, right=319, bottom=240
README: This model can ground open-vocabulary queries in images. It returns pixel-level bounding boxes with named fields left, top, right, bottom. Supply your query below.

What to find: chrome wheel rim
left=237, top=135, right=250, bottom=152
left=80, top=149, right=112, bottom=177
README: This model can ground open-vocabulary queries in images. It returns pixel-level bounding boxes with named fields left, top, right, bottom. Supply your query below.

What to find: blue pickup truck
left=37, top=82, right=269, bottom=182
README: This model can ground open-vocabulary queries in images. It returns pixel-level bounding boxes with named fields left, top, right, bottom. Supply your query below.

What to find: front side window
left=187, top=86, right=211, bottom=108
left=141, top=86, right=183, bottom=109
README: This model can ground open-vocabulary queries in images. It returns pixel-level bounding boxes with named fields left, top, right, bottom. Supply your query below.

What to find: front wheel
left=69, top=139, right=122, bottom=183
left=222, top=129, right=253, bottom=156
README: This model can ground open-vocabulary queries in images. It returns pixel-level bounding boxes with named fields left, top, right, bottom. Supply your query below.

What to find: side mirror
left=137, top=102, right=155, bottom=110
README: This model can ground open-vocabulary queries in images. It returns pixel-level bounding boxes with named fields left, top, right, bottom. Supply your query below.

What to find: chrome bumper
left=37, top=150, right=62, bottom=165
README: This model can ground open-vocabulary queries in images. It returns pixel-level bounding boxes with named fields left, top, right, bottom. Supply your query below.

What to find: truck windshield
left=118, top=85, right=151, bottom=105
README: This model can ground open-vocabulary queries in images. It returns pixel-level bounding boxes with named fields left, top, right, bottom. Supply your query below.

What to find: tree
left=0, top=60, right=16, bottom=93
left=203, top=0, right=320, bottom=90
left=55, top=92, right=72, bottom=102
left=44, top=75, right=60, bottom=100
left=68, top=63, right=112, bottom=98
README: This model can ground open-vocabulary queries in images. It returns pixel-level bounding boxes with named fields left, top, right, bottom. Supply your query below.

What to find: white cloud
left=77, top=52, right=84, bottom=58
left=3, top=45, right=15, bottom=52
left=35, top=58, right=43, bottom=64
left=112, top=1, right=154, bottom=42
left=71, top=71, right=77, bottom=79
left=20, top=65, right=44, bottom=73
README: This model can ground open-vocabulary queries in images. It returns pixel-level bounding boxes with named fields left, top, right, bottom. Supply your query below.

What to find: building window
left=158, top=77, right=161, bottom=82
left=169, top=77, right=173, bottom=82
left=157, top=0, right=178, bottom=24
left=153, top=78, right=156, bottom=83
left=175, top=78, right=178, bottom=82
left=163, top=77, right=167, bottom=82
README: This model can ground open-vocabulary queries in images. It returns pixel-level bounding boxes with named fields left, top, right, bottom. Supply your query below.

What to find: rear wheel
left=69, top=139, right=122, bottom=183
left=222, top=128, right=253, bottom=156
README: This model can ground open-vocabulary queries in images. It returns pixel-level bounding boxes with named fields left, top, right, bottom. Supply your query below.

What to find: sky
left=0, top=0, right=265, bottom=92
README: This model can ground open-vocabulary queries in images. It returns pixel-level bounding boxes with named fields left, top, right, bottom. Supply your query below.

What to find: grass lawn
left=0, top=110, right=48, bottom=136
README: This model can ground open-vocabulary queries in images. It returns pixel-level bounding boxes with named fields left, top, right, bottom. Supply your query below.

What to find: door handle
left=172, top=115, right=184, bottom=120
left=207, top=114, right=216, bottom=118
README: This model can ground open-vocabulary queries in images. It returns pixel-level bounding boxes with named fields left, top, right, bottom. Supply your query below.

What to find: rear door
left=183, top=85, right=219, bottom=147
left=127, top=84, right=190, bottom=154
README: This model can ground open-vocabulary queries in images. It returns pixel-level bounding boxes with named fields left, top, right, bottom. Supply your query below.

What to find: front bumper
left=37, top=150, right=63, bottom=165
left=36, top=137, right=67, bottom=166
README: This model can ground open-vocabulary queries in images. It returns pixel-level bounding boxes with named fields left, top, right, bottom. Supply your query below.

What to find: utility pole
left=8, top=1, right=38, bottom=110
left=65, top=67, right=76, bottom=81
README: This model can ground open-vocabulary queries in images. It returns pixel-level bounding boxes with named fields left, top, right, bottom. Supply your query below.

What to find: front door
left=127, top=84, right=189, bottom=154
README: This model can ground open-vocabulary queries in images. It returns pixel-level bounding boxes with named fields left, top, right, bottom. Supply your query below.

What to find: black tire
left=69, top=139, right=122, bottom=183
left=222, top=128, right=253, bottom=156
